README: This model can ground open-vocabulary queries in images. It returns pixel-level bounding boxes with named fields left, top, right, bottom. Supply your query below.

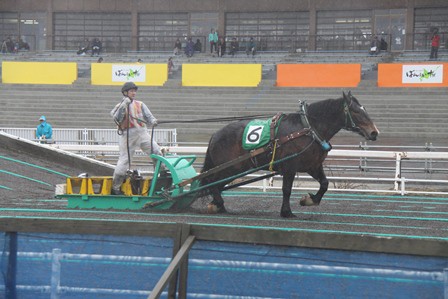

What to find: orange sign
left=277, top=64, right=361, bottom=87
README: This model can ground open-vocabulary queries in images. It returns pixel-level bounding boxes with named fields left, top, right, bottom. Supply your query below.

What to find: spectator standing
left=208, top=29, right=218, bottom=54
left=380, top=37, right=388, bottom=52
left=91, top=38, right=102, bottom=56
left=217, top=37, right=226, bottom=57
left=246, top=37, right=256, bottom=56
left=185, top=37, right=194, bottom=57
left=173, top=38, right=182, bottom=56
left=110, top=82, right=163, bottom=195
left=430, top=29, right=440, bottom=60
left=36, top=115, right=53, bottom=142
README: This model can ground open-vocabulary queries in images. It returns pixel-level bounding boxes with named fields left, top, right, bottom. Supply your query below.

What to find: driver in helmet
left=110, top=82, right=163, bottom=195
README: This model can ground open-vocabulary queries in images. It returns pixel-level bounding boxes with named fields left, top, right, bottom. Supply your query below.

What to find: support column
left=405, top=0, right=415, bottom=50
left=46, top=0, right=54, bottom=50
left=131, top=0, right=138, bottom=51
left=308, top=0, right=317, bottom=51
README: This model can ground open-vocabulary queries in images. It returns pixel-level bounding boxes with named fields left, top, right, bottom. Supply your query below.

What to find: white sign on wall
left=112, top=65, right=146, bottom=82
left=402, top=64, right=443, bottom=84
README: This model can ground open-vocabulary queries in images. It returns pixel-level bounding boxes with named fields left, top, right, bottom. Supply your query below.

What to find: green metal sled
left=58, top=154, right=201, bottom=210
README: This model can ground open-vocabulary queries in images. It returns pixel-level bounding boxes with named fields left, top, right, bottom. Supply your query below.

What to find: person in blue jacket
left=36, top=115, right=53, bottom=141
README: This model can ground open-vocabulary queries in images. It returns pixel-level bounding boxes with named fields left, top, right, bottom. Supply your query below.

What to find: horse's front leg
left=300, top=165, right=328, bottom=206
left=280, top=172, right=296, bottom=218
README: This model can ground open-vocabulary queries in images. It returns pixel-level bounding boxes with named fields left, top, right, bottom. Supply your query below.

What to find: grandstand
left=0, top=50, right=447, bottom=146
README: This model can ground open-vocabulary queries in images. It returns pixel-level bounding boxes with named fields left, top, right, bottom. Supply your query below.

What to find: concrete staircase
left=1, top=51, right=447, bottom=145
left=1, top=82, right=447, bottom=144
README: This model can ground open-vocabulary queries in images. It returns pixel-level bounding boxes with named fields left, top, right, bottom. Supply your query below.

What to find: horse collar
left=298, top=101, right=331, bottom=151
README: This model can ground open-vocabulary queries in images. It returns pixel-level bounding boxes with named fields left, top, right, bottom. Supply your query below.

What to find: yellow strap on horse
left=269, top=139, right=278, bottom=172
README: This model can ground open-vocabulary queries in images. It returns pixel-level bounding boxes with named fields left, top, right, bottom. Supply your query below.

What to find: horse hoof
left=281, top=211, right=296, bottom=218
left=207, top=204, right=227, bottom=214
left=300, top=195, right=317, bottom=206
left=207, top=204, right=219, bottom=214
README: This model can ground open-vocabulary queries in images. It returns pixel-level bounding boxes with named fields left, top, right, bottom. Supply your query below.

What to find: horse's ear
left=343, top=91, right=352, bottom=105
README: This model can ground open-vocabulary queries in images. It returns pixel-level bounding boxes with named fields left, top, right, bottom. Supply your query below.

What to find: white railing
left=44, top=145, right=448, bottom=196
left=0, top=127, right=177, bottom=145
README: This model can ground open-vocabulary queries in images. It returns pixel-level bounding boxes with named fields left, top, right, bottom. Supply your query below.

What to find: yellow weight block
left=66, top=178, right=88, bottom=195
left=87, top=177, right=113, bottom=195
left=122, top=178, right=152, bottom=196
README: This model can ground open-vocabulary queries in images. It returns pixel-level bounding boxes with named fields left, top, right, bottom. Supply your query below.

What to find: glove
left=152, top=119, right=158, bottom=126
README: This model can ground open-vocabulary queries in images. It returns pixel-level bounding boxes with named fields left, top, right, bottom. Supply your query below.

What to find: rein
left=157, top=114, right=274, bottom=124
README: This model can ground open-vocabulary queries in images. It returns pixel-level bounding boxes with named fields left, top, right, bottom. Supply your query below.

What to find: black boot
left=111, top=189, right=124, bottom=196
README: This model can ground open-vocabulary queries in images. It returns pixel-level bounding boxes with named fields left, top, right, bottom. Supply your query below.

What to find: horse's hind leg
left=207, top=186, right=227, bottom=213
left=300, top=165, right=328, bottom=206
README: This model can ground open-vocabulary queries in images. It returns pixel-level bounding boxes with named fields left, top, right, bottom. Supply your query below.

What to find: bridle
left=343, top=99, right=357, bottom=129
left=343, top=98, right=361, bottom=131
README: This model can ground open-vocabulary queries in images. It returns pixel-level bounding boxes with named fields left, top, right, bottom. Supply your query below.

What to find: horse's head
left=342, top=91, right=379, bottom=141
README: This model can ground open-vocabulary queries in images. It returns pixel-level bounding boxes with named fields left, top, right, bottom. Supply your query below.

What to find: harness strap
left=269, top=139, right=278, bottom=171
left=277, top=128, right=311, bottom=144
left=270, top=112, right=283, bottom=140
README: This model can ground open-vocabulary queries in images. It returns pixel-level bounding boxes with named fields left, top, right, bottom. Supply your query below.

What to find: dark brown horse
left=200, top=92, right=379, bottom=218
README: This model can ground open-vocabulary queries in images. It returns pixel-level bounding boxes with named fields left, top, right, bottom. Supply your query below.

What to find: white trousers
left=112, top=128, right=162, bottom=191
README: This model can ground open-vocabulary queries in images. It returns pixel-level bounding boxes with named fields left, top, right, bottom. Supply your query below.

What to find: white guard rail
left=0, top=128, right=177, bottom=145
left=46, top=145, right=448, bottom=196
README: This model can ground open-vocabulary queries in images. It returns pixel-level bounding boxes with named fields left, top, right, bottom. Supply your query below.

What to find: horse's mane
left=307, top=97, right=344, bottom=119
left=275, top=96, right=346, bottom=127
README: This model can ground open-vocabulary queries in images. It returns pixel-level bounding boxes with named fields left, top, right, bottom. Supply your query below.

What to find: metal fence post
left=5, top=232, right=17, bottom=299
left=444, top=268, right=448, bottom=299
left=82, top=128, right=88, bottom=145
left=51, top=248, right=62, bottom=299
left=400, top=177, right=406, bottom=196
left=394, top=153, right=402, bottom=191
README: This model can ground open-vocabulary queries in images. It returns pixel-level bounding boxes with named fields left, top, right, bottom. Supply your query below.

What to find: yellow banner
left=182, top=64, right=262, bottom=87
left=2, top=61, right=77, bottom=84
